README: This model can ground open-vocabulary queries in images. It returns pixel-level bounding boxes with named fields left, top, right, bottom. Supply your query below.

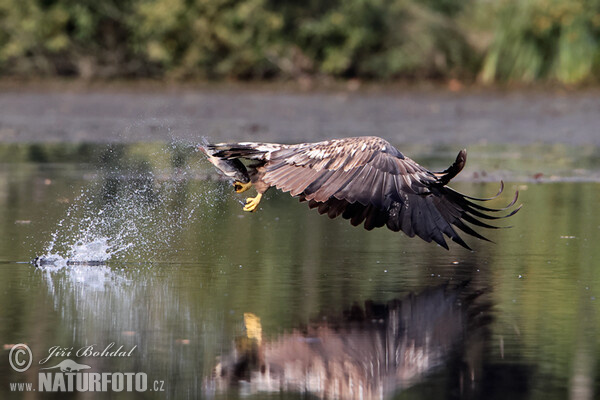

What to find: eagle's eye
left=234, top=183, right=242, bottom=192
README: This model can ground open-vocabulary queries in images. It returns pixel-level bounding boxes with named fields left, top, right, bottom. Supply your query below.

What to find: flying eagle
left=200, top=136, right=519, bottom=250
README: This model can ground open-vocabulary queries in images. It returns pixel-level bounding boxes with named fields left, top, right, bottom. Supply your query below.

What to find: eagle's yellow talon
left=243, top=193, right=263, bottom=212
left=234, top=181, right=252, bottom=193
left=243, top=313, right=262, bottom=344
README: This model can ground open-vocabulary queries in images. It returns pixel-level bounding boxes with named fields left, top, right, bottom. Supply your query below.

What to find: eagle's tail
left=208, top=142, right=281, bottom=160
left=434, top=149, right=467, bottom=185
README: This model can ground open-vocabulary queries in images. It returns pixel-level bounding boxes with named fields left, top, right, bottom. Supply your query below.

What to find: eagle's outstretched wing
left=208, top=137, right=520, bottom=250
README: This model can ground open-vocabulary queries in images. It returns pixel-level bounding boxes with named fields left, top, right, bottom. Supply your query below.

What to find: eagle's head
left=199, top=144, right=250, bottom=189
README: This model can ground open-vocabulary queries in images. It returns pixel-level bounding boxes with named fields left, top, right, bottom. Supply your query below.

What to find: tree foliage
left=0, top=0, right=598, bottom=83
left=480, top=0, right=600, bottom=84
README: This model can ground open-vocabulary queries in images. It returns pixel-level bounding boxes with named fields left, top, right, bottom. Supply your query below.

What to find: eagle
left=200, top=136, right=520, bottom=250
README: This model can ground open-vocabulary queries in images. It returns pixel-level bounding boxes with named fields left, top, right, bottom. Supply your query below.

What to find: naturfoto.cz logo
left=7, top=343, right=165, bottom=393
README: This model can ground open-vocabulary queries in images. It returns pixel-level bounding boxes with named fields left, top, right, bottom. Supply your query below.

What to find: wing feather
left=327, top=197, right=349, bottom=219
left=364, top=169, right=385, bottom=209
left=364, top=205, right=389, bottom=231
left=288, top=168, right=322, bottom=196
left=275, top=166, right=319, bottom=196
left=302, top=170, right=336, bottom=197
left=333, top=165, right=375, bottom=205
left=265, top=163, right=296, bottom=184
left=399, top=200, right=416, bottom=238
left=423, top=199, right=452, bottom=249
left=310, top=169, right=359, bottom=202
left=317, top=201, right=331, bottom=215
left=350, top=204, right=370, bottom=227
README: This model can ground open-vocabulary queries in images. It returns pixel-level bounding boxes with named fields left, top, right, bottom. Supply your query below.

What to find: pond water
left=0, top=142, right=599, bottom=399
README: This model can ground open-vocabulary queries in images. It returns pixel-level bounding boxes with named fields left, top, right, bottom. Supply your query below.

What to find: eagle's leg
left=234, top=181, right=252, bottom=193
left=243, top=193, right=263, bottom=212
left=242, top=165, right=268, bottom=212
left=243, top=312, right=262, bottom=344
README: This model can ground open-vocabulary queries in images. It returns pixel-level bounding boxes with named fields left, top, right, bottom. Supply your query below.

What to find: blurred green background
left=0, top=0, right=598, bottom=84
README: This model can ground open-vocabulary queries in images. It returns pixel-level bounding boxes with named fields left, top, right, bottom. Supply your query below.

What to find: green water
left=0, top=143, right=599, bottom=399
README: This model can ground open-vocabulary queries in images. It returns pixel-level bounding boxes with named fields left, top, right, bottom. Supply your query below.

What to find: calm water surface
left=0, top=143, right=599, bottom=399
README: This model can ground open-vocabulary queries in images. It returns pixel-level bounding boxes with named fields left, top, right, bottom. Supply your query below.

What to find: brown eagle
left=200, top=136, right=519, bottom=250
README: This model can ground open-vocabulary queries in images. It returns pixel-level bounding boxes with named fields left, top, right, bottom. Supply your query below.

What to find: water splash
left=36, top=141, right=224, bottom=269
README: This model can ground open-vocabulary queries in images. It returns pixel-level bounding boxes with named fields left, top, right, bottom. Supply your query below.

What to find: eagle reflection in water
left=206, top=283, right=491, bottom=399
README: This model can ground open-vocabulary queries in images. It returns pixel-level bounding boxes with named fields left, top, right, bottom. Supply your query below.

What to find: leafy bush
left=479, top=0, right=600, bottom=84
left=294, top=0, right=474, bottom=79
left=0, top=0, right=151, bottom=77
left=130, top=0, right=284, bottom=79
left=0, top=0, right=598, bottom=83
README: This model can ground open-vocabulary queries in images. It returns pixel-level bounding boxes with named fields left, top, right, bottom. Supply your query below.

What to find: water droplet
left=38, top=142, right=210, bottom=267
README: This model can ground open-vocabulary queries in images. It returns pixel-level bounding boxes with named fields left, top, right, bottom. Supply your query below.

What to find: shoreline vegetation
left=0, top=0, right=598, bottom=86
left=1, top=76, right=599, bottom=94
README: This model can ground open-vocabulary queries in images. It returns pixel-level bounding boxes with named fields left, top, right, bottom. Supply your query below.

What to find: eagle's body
left=202, top=136, right=519, bottom=250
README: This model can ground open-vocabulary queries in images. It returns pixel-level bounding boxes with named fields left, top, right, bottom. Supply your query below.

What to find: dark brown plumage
left=204, top=136, right=520, bottom=250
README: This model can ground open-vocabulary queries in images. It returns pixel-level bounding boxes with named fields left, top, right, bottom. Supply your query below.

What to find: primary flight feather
left=201, top=136, right=520, bottom=250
